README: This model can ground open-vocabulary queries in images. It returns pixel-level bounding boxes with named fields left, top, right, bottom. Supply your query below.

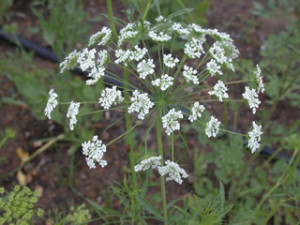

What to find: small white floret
left=137, top=59, right=155, bottom=79
left=152, top=74, right=174, bottom=91
left=188, top=102, right=205, bottom=122
left=163, top=54, right=179, bottom=68
left=98, top=86, right=124, bottom=110
left=248, top=121, right=263, bottom=153
left=149, top=31, right=171, bottom=42
left=88, top=27, right=112, bottom=47
left=67, top=101, right=80, bottom=130
left=242, top=86, right=260, bottom=114
left=45, top=89, right=58, bottom=119
left=128, top=90, right=154, bottom=120
left=162, top=109, right=183, bottom=135
left=82, top=136, right=107, bottom=169
left=205, top=116, right=221, bottom=138
left=158, top=160, right=188, bottom=184
left=184, top=37, right=205, bottom=58
left=59, top=50, right=79, bottom=74
left=206, top=59, right=223, bottom=76
left=208, top=80, right=229, bottom=102
left=183, top=65, right=199, bottom=84
left=134, top=156, right=162, bottom=172
left=253, top=65, right=264, bottom=93
left=78, top=48, right=96, bottom=71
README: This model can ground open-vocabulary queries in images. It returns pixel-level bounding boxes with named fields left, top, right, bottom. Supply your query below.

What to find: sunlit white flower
left=188, top=102, right=205, bottom=122
left=248, top=121, right=263, bottom=153
left=88, top=26, right=112, bottom=47
left=134, top=156, right=162, bottom=172
left=162, top=109, right=183, bottom=135
left=86, top=66, right=105, bottom=86
left=205, top=116, right=221, bottom=138
left=130, top=46, right=148, bottom=62
left=163, top=54, right=179, bottom=68
left=242, top=86, right=260, bottom=114
left=206, top=59, right=222, bottom=76
left=184, top=37, right=205, bottom=58
left=45, top=89, right=58, bottom=119
left=158, top=160, right=188, bottom=184
left=253, top=65, right=264, bottom=93
left=78, top=48, right=96, bottom=71
left=128, top=90, right=154, bottom=120
left=82, top=136, right=107, bottom=169
left=183, top=65, right=199, bottom=84
left=149, top=31, right=172, bottom=42
left=59, top=50, right=79, bottom=74
left=208, top=80, right=229, bottom=102
left=137, top=59, right=155, bottom=79
left=115, top=49, right=132, bottom=66
left=98, top=86, right=124, bottom=110
left=172, top=23, right=189, bottom=38
left=67, top=101, right=80, bottom=130
left=152, top=74, right=174, bottom=91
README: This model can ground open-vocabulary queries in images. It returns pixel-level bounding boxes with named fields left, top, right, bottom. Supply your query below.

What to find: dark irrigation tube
left=0, top=26, right=299, bottom=168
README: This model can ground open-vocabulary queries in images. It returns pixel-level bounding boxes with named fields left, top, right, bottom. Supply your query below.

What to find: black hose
left=0, top=26, right=299, bottom=169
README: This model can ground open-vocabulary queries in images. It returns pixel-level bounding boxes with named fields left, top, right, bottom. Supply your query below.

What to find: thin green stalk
left=171, top=134, right=174, bottom=161
left=106, top=0, right=118, bottom=40
left=156, top=109, right=168, bottom=225
left=142, top=0, right=152, bottom=22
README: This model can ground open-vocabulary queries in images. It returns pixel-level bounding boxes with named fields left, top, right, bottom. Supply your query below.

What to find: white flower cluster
left=171, top=23, right=189, bottom=37
left=137, top=59, right=155, bottom=79
left=242, top=87, right=260, bottom=114
left=78, top=48, right=96, bottom=71
left=152, top=74, right=174, bottom=91
left=183, top=65, right=199, bottom=84
left=82, top=136, right=107, bottom=169
left=88, top=26, right=112, bottom=47
left=118, top=23, right=139, bottom=46
left=184, top=37, right=205, bottom=58
left=134, top=156, right=162, bottom=172
left=253, top=65, right=264, bottom=93
left=205, top=116, right=221, bottom=138
left=128, top=90, right=154, bottom=120
left=158, top=160, right=188, bottom=184
left=67, top=101, right=80, bottom=130
left=98, top=86, right=124, bottom=110
left=59, top=50, right=79, bottom=74
left=208, top=80, right=229, bottom=102
left=149, top=31, right=172, bottom=42
left=206, top=59, right=222, bottom=76
left=162, top=109, right=183, bottom=135
left=248, top=122, right=263, bottom=153
left=134, top=156, right=188, bottom=184
left=188, top=102, right=205, bottom=122
left=45, top=89, right=58, bottom=119
left=163, top=54, right=179, bottom=68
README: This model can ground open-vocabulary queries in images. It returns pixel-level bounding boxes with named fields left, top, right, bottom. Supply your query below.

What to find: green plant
left=0, top=0, right=14, bottom=23
left=0, top=185, right=43, bottom=225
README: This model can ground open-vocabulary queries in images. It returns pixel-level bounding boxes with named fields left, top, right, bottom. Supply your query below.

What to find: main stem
left=156, top=109, right=168, bottom=225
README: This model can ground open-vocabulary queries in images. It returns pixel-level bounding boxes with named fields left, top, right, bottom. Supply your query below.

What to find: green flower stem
left=123, top=66, right=137, bottom=187
left=141, top=0, right=152, bottom=22
left=106, top=0, right=118, bottom=40
left=156, top=109, right=168, bottom=225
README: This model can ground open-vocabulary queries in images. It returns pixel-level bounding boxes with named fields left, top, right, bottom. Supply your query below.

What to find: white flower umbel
left=98, top=86, right=124, bottom=110
left=45, top=89, right=58, bottom=119
left=205, top=116, right=221, bottom=138
left=152, top=74, right=174, bottom=91
left=242, top=86, right=260, bottom=114
left=134, top=156, right=162, bottom=172
left=96, top=50, right=109, bottom=67
left=206, top=59, right=223, bottom=76
left=172, top=23, right=189, bottom=38
left=86, top=66, right=105, bottom=85
left=130, top=46, right=148, bottom=62
left=163, top=54, right=179, bottom=68
left=183, top=65, right=199, bottom=84
left=253, top=65, right=264, bottom=93
left=208, top=80, right=229, bottom=102
left=184, top=37, right=205, bottom=59
left=82, top=136, right=107, bottom=169
left=115, top=49, right=132, bottom=66
left=162, top=109, right=183, bottom=135
left=149, top=31, right=172, bottom=42
left=188, top=102, right=205, bottom=122
left=67, top=101, right=80, bottom=131
left=88, top=26, right=112, bottom=47
left=209, top=42, right=227, bottom=65
left=137, top=59, right=155, bottom=79
left=248, top=121, right=263, bottom=153
left=155, top=15, right=165, bottom=22
left=59, top=50, right=79, bottom=74
left=158, top=160, right=188, bottom=184
left=128, top=90, right=154, bottom=120
left=78, top=48, right=96, bottom=71
left=118, top=23, right=139, bottom=46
